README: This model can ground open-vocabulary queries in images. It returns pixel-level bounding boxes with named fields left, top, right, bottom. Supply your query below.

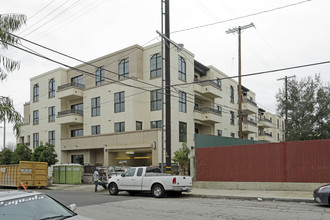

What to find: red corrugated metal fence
left=196, top=140, right=330, bottom=182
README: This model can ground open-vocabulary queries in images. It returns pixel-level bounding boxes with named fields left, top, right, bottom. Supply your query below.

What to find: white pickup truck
left=107, top=166, right=192, bottom=198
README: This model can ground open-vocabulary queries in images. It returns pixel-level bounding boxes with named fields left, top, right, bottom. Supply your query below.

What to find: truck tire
left=109, top=183, right=118, bottom=195
left=152, top=184, right=165, bottom=198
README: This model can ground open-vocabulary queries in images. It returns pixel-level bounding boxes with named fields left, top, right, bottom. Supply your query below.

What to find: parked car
left=0, top=190, right=91, bottom=220
left=313, top=184, right=330, bottom=205
left=107, top=166, right=192, bottom=198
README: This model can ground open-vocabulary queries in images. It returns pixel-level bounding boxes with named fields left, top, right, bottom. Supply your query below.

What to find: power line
left=172, top=60, right=330, bottom=87
left=171, top=0, right=311, bottom=34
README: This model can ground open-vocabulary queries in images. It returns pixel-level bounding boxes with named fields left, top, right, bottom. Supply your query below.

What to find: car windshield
left=0, top=193, right=75, bottom=220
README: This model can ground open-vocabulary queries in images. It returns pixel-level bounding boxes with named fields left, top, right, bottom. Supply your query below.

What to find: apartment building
left=18, top=42, right=284, bottom=172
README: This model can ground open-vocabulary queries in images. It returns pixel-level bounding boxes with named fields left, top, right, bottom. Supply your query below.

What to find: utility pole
left=226, top=23, right=255, bottom=139
left=277, top=75, right=295, bottom=140
left=164, top=0, right=171, bottom=173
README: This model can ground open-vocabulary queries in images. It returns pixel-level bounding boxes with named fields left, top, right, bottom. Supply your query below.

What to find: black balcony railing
left=259, top=117, right=272, bottom=123
left=194, top=106, right=222, bottom=115
left=260, top=131, right=272, bottom=137
left=58, top=109, right=83, bottom=116
left=243, top=119, right=257, bottom=126
left=243, top=97, right=257, bottom=106
left=194, top=78, right=221, bottom=89
left=58, top=82, right=85, bottom=91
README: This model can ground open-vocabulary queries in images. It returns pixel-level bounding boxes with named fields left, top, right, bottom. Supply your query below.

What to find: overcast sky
left=1, top=0, right=329, bottom=146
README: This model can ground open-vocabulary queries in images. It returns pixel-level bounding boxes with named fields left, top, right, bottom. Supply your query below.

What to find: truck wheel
left=109, top=183, right=118, bottom=195
left=152, top=184, right=165, bottom=198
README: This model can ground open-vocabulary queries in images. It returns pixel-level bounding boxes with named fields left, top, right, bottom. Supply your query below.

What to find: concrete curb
left=183, top=193, right=314, bottom=203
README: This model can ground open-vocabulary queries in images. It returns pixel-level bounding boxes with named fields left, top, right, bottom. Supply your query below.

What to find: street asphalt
left=46, top=183, right=314, bottom=203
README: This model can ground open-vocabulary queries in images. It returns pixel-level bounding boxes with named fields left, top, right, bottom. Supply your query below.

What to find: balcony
left=57, top=109, right=83, bottom=125
left=193, top=106, right=222, bottom=124
left=57, top=82, right=85, bottom=100
left=258, top=132, right=273, bottom=142
left=242, top=119, right=258, bottom=134
left=242, top=97, right=258, bottom=115
left=193, top=79, right=221, bottom=99
left=258, top=118, right=273, bottom=128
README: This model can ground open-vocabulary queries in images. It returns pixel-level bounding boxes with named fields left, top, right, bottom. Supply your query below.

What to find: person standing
left=93, top=167, right=100, bottom=192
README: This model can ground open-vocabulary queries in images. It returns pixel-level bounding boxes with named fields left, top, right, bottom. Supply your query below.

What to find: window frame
left=48, top=106, right=55, bottom=122
left=230, top=85, right=234, bottom=103
left=48, top=130, right=55, bottom=146
left=48, top=78, right=55, bottom=98
left=150, top=53, right=162, bottom=78
left=33, top=133, right=39, bottom=148
left=33, top=110, right=39, bottom=125
left=114, top=91, right=125, bottom=113
left=115, top=122, right=125, bottom=133
left=119, top=58, right=129, bottom=79
left=71, top=129, right=83, bottom=137
left=136, top=121, right=142, bottom=130
left=96, top=66, right=105, bottom=86
left=33, top=84, right=39, bottom=102
left=91, top=125, right=101, bottom=135
left=151, top=120, right=161, bottom=129
left=230, top=111, right=235, bottom=125
left=178, top=56, right=186, bottom=81
left=179, top=91, right=186, bottom=113
left=91, top=97, right=100, bottom=117
left=150, top=89, right=162, bottom=111
left=179, top=121, right=187, bottom=142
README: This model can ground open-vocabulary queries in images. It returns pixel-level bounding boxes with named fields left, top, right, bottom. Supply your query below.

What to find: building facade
left=18, top=43, right=284, bottom=172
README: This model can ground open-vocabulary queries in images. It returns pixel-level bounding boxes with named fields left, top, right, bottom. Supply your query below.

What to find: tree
left=31, top=143, right=58, bottom=166
left=0, top=14, right=27, bottom=138
left=0, top=148, right=14, bottom=164
left=12, top=143, right=32, bottom=164
left=173, top=142, right=190, bottom=174
left=276, top=74, right=330, bottom=141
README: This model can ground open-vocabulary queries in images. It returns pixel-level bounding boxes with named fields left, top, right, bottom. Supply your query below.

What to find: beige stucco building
left=18, top=42, right=285, bottom=173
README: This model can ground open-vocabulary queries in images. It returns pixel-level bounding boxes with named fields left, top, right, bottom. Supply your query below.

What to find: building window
left=277, top=133, right=280, bottom=142
left=150, top=89, right=162, bottom=111
left=230, top=85, right=234, bottom=103
left=217, top=105, right=222, bottom=114
left=48, top=131, right=55, bottom=146
left=48, top=106, right=55, bottom=122
left=179, top=122, right=187, bottom=142
left=71, top=103, right=83, bottom=114
left=33, top=133, right=39, bottom=148
left=71, top=129, right=83, bottom=137
left=217, top=130, right=222, bottom=136
left=33, top=110, right=39, bottom=125
left=216, top=78, right=221, bottom=88
left=230, top=132, right=235, bottom=138
left=277, top=119, right=279, bottom=129
left=71, top=155, right=84, bottom=165
left=178, top=56, right=186, bottom=81
left=230, top=111, right=235, bottom=125
left=136, top=121, right=142, bottom=130
left=115, top=122, right=125, bottom=133
left=150, top=53, right=162, bottom=78
left=92, top=125, right=100, bottom=135
left=114, top=91, right=125, bottom=113
left=96, top=67, right=105, bottom=86
left=33, top=84, right=39, bottom=102
left=179, top=91, right=186, bottom=113
left=71, top=75, right=84, bottom=85
left=49, top=78, right=55, bottom=98
left=91, top=97, right=100, bottom=117
left=151, top=120, right=161, bottom=129
left=119, top=58, right=129, bottom=79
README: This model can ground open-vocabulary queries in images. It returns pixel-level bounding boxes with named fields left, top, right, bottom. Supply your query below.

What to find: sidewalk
left=47, top=184, right=314, bottom=203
